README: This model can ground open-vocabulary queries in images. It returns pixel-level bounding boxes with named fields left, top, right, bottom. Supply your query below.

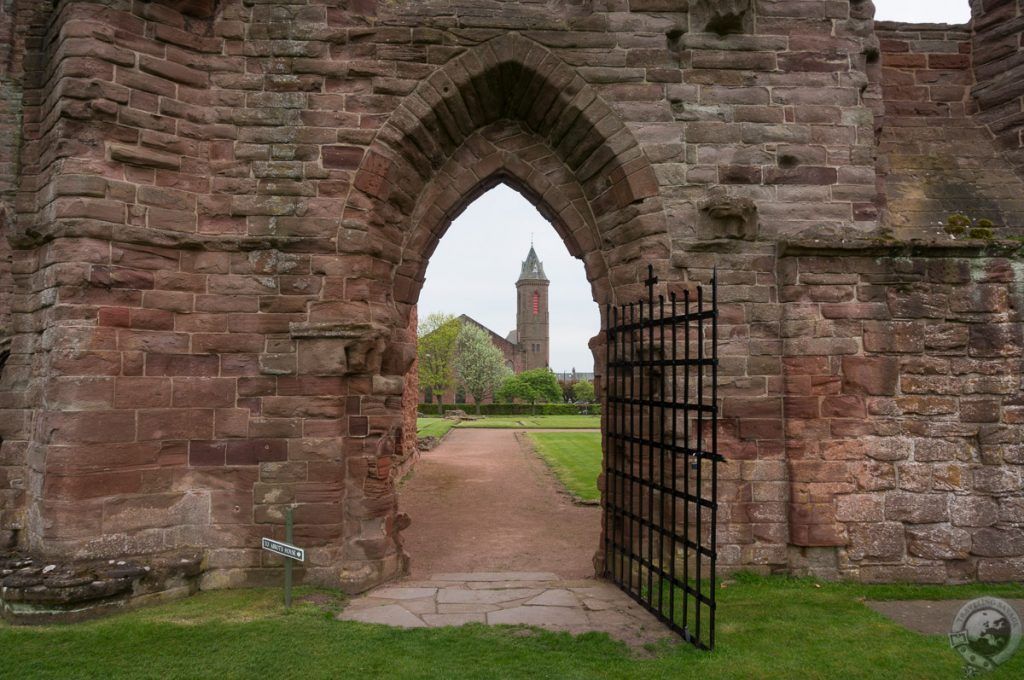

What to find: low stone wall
left=0, top=551, right=202, bottom=624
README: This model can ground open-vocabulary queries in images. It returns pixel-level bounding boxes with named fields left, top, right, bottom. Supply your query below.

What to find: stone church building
left=420, top=244, right=551, bottom=404
left=1, top=0, right=1024, bottom=616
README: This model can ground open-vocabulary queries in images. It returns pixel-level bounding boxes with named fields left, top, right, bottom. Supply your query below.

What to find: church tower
left=515, top=245, right=550, bottom=371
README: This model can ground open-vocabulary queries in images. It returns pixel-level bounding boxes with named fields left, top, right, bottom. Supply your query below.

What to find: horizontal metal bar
left=606, top=358, right=716, bottom=369
left=604, top=466, right=718, bottom=511
left=605, top=499, right=718, bottom=554
left=606, top=545, right=717, bottom=608
left=605, top=396, right=715, bottom=413
left=609, top=310, right=716, bottom=334
left=606, top=432, right=727, bottom=463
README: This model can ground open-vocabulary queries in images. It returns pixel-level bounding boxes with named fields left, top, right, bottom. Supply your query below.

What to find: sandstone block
left=951, top=496, right=999, bottom=527
left=841, top=356, right=899, bottom=396
left=971, top=528, right=1024, bottom=557
left=885, top=492, right=948, bottom=524
left=848, top=521, right=905, bottom=561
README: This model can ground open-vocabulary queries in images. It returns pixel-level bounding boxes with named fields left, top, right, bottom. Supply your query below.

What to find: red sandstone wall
left=782, top=243, right=1024, bottom=582
left=0, top=0, right=1019, bottom=589
left=0, top=0, right=48, bottom=551
left=875, top=21, right=1024, bottom=237
left=972, top=0, right=1024, bottom=181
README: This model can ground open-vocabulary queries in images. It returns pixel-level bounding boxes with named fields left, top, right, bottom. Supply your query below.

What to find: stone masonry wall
left=876, top=21, right=1024, bottom=237
left=0, top=0, right=1020, bottom=595
left=781, top=242, right=1024, bottom=582
left=972, top=0, right=1024, bottom=181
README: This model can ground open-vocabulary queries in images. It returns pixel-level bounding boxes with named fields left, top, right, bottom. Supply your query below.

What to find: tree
left=496, top=368, right=562, bottom=413
left=558, top=378, right=576, bottom=403
left=417, top=313, right=462, bottom=415
left=454, top=322, right=511, bottom=414
left=572, top=379, right=595, bottom=403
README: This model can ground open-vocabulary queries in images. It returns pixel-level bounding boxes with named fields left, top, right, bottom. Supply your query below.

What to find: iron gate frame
left=603, top=264, right=721, bottom=650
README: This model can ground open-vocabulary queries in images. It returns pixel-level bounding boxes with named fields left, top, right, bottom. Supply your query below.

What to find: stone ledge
left=288, top=322, right=388, bottom=340
left=0, top=551, right=202, bottom=625
left=778, top=238, right=1024, bottom=258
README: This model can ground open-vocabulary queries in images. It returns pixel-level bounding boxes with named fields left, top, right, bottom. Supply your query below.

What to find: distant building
left=421, top=245, right=551, bottom=403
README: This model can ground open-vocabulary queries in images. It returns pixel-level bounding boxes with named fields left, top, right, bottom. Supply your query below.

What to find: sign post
left=261, top=506, right=305, bottom=608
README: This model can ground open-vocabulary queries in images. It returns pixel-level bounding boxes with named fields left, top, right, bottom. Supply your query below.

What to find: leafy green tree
left=572, top=379, right=595, bottom=403
left=496, top=368, right=562, bottom=413
left=558, top=378, right=575, bottom=403
left=454, top=323, right=511, bottom=414
left=417, top=313, right=462, bottom=415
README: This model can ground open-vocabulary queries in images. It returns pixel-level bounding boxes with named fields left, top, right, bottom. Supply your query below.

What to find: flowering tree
left=454, top=322, right=511, bottom=414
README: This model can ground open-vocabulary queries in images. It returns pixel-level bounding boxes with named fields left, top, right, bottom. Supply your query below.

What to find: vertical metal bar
left=657, top=293, right=666, bottom=617
left=669, top=292, right=678, bottom=626
left=285, top=506, right=294, bottom=609
left=638, top=298, right=646, bottom=600
left=682, top=288, right=690, bottom=632
left=710, top=271, right=719, bottom=650
left=695, top=284, right=704, bottom=643
left=617, top=303, right=625, bottom=587
left=604, top=304, right=612, bottom=580
left=646, top=280, right=655, bottom=607
left=622, top=303, right=630, bottom=593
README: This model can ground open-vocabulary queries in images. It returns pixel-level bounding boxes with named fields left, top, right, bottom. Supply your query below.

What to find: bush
left=417, top=403, right=601, bottom=416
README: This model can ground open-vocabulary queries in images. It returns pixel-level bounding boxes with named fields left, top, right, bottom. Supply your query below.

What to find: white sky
left=874, top=0, right=970, bottom=23
left=418, top=2, right=972, bottom=373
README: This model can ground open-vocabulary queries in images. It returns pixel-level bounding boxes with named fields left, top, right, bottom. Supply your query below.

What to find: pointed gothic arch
left=345, top=32, right=671, bottom=321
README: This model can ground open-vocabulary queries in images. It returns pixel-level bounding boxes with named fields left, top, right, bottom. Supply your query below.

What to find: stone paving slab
left=433, top=572, right=560, bottom=582
left=866, top=599, right=1024, bottom=635
left=488, top=605, right=588, bottom=626
left=373, top=587, right=438, bottom=600
left=337, top=571, right=676, bottom=647
left=437, top=587, right=541, bottom=604
left=340, top=604, right=426, bottom=628
left=524, top=589, right=578, bottom=607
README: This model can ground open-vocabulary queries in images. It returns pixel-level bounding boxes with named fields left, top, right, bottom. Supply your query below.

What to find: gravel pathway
left=398, top=428, right=601, bottom=580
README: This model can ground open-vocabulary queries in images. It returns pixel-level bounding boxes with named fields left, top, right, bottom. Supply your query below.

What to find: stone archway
left=339, top=33, right=675, bottom=589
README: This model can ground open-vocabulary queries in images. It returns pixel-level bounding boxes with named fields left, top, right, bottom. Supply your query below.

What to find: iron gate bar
left=603, top=264, right=720, bottom=651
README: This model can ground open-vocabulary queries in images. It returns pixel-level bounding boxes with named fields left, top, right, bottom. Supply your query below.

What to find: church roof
left=517, top=245, right=547, bottom=282
left=456, top=315, right=516, bottom=352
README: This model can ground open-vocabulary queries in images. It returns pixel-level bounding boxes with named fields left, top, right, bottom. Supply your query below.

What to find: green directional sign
left=261, top=538, right=305, bottom=562
left=263, top=507, right=303, bottom=608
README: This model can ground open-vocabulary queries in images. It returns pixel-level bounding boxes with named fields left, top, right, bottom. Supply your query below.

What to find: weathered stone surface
left=0, top=0, right=1021, bottom=599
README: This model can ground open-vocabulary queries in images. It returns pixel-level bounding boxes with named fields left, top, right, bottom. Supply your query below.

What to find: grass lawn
left=527, top=431, right=602, bottom=502
left=4, top=574, right=1024, bottom=679
left=455, top=415, right=601, bottom=429
left=416, top=417, right=456, bottom=439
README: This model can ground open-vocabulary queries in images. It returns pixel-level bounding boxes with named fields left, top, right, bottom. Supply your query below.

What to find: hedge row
left=417, top=403, right=601, bottom=416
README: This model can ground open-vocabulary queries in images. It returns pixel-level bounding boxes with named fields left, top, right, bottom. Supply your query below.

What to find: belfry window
left=532, top=292, right=539, bottom=315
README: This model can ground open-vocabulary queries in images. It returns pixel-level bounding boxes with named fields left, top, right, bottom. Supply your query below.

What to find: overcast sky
left=417, top=1, right=972, bottom=373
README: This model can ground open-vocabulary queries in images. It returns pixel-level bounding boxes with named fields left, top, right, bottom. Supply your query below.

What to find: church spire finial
left=518, top=242, right=547, bottom=282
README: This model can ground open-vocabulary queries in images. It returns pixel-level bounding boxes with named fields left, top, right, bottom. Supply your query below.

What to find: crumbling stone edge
left=0, top=551, right=202, bottom=625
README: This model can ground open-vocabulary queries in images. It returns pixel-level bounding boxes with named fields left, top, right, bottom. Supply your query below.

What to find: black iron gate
left=604, top=265, right=721, bottom=650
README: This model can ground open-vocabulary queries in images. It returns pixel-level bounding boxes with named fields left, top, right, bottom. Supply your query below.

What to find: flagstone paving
left=338, top=572, right=675, bottom=647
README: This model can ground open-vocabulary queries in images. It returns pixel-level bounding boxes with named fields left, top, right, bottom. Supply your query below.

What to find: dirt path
left=398, top=429, right=601, bottom=579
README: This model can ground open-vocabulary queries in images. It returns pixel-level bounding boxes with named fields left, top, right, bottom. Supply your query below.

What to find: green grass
left=527, top=431, right=602, bottom=502
left=416, top=417, right=456, bottom=439
left=4, top=575, right=1024, bottom=679
left=455, top=415, right=601, bottom=429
